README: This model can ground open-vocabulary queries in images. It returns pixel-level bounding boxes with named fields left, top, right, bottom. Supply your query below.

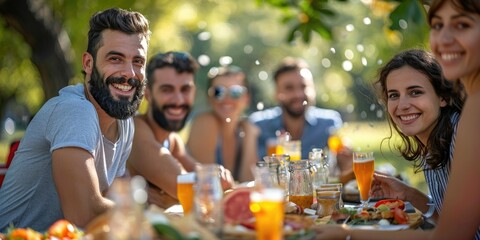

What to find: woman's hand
left=370, top=172, right=410, bottom=200
left=219, top=165, right=234, bottom=190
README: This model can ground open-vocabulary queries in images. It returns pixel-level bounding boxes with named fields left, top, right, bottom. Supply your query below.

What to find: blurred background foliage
left=0, top=0, right=431, bottom=191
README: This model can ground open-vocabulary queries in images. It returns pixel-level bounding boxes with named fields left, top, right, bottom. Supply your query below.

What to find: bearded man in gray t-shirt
left=0, top=7, right=151, bottom=232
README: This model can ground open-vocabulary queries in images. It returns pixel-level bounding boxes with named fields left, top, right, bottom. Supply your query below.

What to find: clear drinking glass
left=309, top=148, right=329, bottom=189
left=318, top=183, right=344, bottom=208
left=283, top=140, right=301, bottom=161
left=263, top=154, right=289, bottom=195
left=315, top=183, right=343, bottom=217
left=352, top=152, right=375, bottom=207
left=194, top=164, right=223, bottom=236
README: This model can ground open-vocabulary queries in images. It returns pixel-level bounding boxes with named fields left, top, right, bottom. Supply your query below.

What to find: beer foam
left=177, top=172, right=196, bottom=183
left=251, top=188, right=285, bottom=202
left=353, top=158, right=374, bottom=163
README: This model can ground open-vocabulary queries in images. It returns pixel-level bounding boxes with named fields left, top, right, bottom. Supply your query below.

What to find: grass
left=0, top=121, right=428, bottom=193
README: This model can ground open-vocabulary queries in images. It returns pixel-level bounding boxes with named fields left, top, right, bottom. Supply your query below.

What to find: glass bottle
left=108, top=176, right=152, bottom=240
left=194, top=164, right=223, bottom=237
left=288, top=160, right=314, bottom=210
left=263, top=154, right=290, bottom=195
left=309, top=148, right=329, bottom=190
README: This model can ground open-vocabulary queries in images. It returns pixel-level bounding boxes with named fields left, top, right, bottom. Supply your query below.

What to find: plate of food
left=322, top=199, right=423, bottom=230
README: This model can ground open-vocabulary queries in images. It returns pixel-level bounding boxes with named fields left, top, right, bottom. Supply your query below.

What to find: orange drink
left=284, top=140, right=301, bottom=161
left=288, top=195, right=313, bottom=210
left=267, top=138, right=285, bottom=156
left=327, top=135, right=344, bottom=153
left=177, top=172, right=196, bottom=214
left=352, top=152, right=374, bottom=206
left=316, top=190, right=341, bottom=217
left=250, top=188, right=285, bottom=240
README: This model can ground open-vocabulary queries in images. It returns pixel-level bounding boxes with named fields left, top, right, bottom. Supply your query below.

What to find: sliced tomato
left=47, top=219, right=79, bottom=239
left=374, top=199, right=405, bottom=210
left=393, top=207, right=409, bottom=224
left=9, top=228, right=43, bottom=240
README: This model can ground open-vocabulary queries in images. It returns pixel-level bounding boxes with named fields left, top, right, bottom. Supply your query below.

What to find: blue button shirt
left=249, top=106, right=343, bottom=160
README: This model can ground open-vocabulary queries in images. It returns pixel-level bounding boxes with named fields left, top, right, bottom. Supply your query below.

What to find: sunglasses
left=208, top=85, right=247, bottom=100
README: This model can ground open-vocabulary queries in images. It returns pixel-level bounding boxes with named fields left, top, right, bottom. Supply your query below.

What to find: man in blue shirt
left=249, top=57, right=354, bottom=183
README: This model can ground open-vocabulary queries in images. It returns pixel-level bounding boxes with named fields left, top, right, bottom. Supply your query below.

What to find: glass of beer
left=177, top=172, right=196, bottom=214
left=283, top=140, right=301, bottom=161
left=266, top=138, right=284, bottom=156
left=352, top=152, right=374, bottom=207
left=249, top=188, right=285, bottom=240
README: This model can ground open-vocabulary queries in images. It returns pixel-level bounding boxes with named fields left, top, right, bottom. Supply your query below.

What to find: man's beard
left=88, top=66, right=145, bottom=119
left=151, top=100, right=191, bottom=132
left=281, top=100, right=307, bottom=119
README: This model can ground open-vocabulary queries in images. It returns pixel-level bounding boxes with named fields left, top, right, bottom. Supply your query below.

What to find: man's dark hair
left=146, top=51, right=199, bottom=89
left=273, top=57, right=309, bottom=83
left=86, top=7, right=151, bottom=60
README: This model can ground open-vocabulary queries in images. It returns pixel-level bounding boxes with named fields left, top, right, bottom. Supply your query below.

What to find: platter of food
left=319, top=199, right=423, bottom=230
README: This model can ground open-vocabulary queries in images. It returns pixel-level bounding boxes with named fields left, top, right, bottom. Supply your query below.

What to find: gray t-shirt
left=0, top=84, right=133, bottom=232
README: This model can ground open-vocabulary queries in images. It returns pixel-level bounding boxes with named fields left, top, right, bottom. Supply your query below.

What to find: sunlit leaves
left=258, top=0, right=343, bottom=43
left=388, top=0, right=428, bottom=31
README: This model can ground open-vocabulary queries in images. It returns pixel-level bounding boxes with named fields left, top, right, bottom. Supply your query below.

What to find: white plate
left=348, top=224, right=409, bottom=231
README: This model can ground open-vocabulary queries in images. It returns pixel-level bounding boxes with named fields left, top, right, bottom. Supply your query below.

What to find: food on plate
left=374, top=199, right=405, bottom=210
left=3, top=219, right=84, bottom=240
left=223, top=187, right=254, bottom=224
left=47, top=219, right=83, bottom=239
left=393, top=207, right=409, bottom=224
left=355, top=206, right=409, bottom=224
left=332, top=205, right=410, bottom=226
left=4, top=228, right=43, bottom=240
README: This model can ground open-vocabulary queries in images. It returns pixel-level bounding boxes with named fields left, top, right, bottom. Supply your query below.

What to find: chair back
left=0, top=140, right=20, bottom=187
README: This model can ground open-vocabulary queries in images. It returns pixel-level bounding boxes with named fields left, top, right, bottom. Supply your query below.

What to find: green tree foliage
left=0, top=0, right=430, bottom=121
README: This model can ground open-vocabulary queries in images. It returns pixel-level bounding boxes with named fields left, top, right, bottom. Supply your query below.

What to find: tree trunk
left=0, top=0, right=74, bottom=100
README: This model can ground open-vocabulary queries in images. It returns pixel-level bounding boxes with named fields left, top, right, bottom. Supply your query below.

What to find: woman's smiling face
left=386, top=66, right=446, bottom=145
left=429, top=1, right=480, bottom=83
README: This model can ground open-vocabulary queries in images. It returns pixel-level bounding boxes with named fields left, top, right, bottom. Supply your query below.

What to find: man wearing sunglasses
left=249, top=57, right=354, bottom=184
left=127, top=52, right=234, bottom=209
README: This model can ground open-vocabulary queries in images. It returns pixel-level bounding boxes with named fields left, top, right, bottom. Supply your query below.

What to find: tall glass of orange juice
left=352, top=152, right=374, bottom=207
left=249, top=188, right=285, bottom=240
left=177, top=172, right=195, bottom=214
